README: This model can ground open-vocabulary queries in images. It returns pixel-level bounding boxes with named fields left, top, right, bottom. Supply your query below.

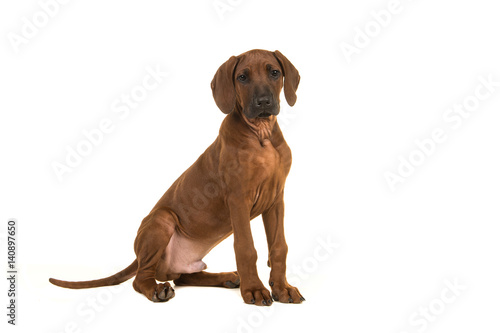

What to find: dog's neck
left=242, top=114, right=276, bottom=143
left=234, top=108, right=277, bottom=144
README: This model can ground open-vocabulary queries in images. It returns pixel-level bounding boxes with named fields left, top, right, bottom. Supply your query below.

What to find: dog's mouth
left=257, top=111, right=272, bottom=118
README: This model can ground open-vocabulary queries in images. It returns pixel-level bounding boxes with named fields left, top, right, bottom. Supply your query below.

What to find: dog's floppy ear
left=273, top=50, right=300, bottom=106
left=211, top=55, right=239, bottom=114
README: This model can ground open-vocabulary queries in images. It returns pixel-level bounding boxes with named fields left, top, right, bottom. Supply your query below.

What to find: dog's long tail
left=49, top=260, right=138, bottom=289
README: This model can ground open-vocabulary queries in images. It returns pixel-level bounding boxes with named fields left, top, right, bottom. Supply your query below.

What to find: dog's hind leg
left=132, top=208, right=176, bottom=302
left=174, top=271, right=240, bottom=288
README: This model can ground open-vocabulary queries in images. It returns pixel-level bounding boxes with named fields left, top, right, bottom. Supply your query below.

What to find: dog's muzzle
left=247, top=95, right=278, bottom=119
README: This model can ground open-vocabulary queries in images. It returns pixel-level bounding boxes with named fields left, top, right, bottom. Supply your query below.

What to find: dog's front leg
left=262, top=191, right=305, bottom=303
left=228, top=198, right=273, bottom=306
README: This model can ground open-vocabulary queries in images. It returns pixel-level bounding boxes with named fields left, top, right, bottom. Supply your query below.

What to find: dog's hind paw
left=223, top=271, right=240, bottom=288
left=152, top=283, right=175, bottom=302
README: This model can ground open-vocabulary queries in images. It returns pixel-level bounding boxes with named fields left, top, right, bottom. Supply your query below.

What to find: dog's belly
left=156, top=228, right=232, bottom=279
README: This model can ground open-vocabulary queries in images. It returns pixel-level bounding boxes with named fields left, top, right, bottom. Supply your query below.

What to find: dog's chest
left=249, top=139, right=291, bottom=213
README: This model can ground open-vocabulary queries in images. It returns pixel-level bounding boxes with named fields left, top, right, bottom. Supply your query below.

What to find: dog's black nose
left=255, top=96, right=272, bottom=108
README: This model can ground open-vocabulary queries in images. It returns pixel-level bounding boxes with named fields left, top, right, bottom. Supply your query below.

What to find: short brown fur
left=50, top=49, right=303, bottom=305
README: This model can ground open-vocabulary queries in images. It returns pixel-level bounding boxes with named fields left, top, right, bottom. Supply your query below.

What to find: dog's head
left=211, top=49, right=300, bottom=119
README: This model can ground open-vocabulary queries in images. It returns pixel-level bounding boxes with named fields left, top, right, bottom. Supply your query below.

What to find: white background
left=1, top=0, right=500, bottom=332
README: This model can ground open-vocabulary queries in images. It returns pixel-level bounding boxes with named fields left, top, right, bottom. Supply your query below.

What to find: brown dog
left=50, top=49, right=303, bottom=306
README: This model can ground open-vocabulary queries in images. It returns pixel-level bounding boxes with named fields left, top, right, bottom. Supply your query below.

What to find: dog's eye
left=270, top=70, right=280, bottom=78
left=237, top=74, right=247, bottom=82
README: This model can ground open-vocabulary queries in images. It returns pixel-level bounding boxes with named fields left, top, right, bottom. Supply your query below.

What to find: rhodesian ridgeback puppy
left=50, top=49, right=304, bottom=306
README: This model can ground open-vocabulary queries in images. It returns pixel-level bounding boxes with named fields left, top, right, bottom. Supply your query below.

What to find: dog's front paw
left=270, top=281, right=305, bottom=304
left=240, top=282, right=273, bottom=306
